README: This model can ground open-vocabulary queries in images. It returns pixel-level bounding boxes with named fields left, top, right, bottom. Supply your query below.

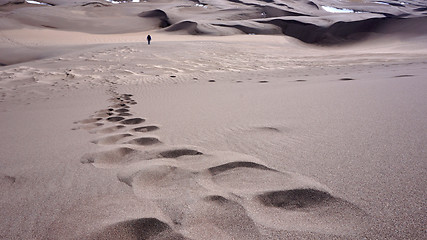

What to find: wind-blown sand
left=1, top=0, right=427, bottom=239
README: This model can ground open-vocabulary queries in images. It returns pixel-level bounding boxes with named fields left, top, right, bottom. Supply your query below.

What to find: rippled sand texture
left=1, top=0, right=427, bottom=239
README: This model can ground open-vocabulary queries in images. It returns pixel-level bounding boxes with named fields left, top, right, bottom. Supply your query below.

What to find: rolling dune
left=1, top=0, right=426, bottom=52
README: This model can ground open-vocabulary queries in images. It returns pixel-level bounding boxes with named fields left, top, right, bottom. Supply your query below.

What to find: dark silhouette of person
left=147, top=35, right=152, bottom=45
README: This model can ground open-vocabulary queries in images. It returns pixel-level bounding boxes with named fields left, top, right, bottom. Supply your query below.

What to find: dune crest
left=1, top=0, right=426, bottom=48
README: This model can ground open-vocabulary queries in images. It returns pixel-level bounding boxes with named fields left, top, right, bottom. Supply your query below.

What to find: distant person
left=147, top=35, right=152, bottom=45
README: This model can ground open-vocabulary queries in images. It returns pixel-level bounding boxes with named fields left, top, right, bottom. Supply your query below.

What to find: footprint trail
left=73, top=91, right=370, bottom=239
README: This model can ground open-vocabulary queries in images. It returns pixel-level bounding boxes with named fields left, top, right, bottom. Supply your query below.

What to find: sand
left=1, top=0, right=427, bottom=239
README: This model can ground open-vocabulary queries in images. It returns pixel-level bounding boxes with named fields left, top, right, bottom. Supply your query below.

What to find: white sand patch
left=26, top=0, right=50, bottom=5
left=321, top=6, right=358, bottom=13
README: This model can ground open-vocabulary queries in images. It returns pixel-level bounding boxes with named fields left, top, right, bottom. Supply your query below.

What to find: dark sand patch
left=1, top=174, right=16, bottom=185
left=394, top=74, right=414, bottom=78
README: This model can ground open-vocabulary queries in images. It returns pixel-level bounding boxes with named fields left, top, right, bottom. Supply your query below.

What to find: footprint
left=122, top=94, right=133, bottom=98
left=210, top=164, right=315, bottom=194
left=259, top=80, right=268, bottom=83
left=81, top=147, right=136, bottom=167
left=115, top=108, right=130, bottom=113
left=92, top=218, right=186, bottom=240
left=107, top=116, right=125, bottom=122
left=126, top=137, right=162, bottom=146
left=339, top=78, right=354, bottom=81
left=257, top=188, right=335, bottom=210
left=209, top=161, right=277, bottom=176
left=157, top=149, right=203, bottom=158
left=120, top=94, right=133, bottom=101
left=118, top=165, right=206, bottom=199
left=118, top=112, right=132, bottom=117
left=248, top=188, right=368, bottom=235
left=96, top=125, right=126, bottom=134
left=295, top=79, right=307, bottom=82
left=121, top=118, right=145, bottom=125
left=111, top=103, right=129, bottom=108
left=181, top=195, right=262, bottom=239
left=91, top=133, right=133, bottom=145
left=133, top=125, right=159, bottom=132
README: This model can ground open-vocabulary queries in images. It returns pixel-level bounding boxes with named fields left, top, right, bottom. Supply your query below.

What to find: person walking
left=147, top=35, right=152, bottom=45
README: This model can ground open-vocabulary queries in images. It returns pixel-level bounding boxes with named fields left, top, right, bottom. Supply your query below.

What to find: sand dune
left=1, top=0, right=426, bottom=44
left=1, top=0, right=427, bottom=239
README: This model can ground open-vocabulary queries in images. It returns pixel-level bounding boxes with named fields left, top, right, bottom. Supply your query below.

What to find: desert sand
left=1, top=0, right=427, bottom=239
